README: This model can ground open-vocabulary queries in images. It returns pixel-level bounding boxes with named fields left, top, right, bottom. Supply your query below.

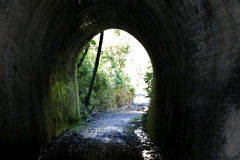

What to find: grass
left=127, top=115, right=143, bottom=136
left=129, top=115, right=142, bottom=123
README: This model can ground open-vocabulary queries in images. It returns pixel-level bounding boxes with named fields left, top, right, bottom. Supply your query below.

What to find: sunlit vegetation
left=77, top=30, right=135, bottom=118
left=127, top=115, right=143, bottom=136
left=144, top=66, right=153, bottom=98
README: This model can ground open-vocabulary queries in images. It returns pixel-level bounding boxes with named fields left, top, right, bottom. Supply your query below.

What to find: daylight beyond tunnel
left=76, top=29, right=152, bottom=112
left=0, top=0, right=240, bottom=159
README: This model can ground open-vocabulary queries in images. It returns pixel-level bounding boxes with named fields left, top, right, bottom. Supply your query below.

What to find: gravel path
left=38, top=109, right=162, bottom=160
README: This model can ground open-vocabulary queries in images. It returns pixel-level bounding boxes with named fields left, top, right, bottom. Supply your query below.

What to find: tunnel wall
left=147, top=0, right=240, bottom=159
left=0, top=0, right=82, bottom=147
left=0, top=0, right=240, bottom=159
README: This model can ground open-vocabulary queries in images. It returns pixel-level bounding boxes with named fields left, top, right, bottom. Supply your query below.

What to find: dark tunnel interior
left=0, top=0, right=240, bottom=159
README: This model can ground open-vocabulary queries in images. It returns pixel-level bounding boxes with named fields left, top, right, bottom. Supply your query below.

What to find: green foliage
left=69, top=113, right=81, bottom=124
left=144, top=66, right=153, bottom=98
left=80, top=106, right=92, bottom=120
left=127, top=115, right=143, bottom=136
left=77, top=34, right=135, bottom=114
left=114, top=29, right=121, bottom=36
left=130, top=115, right=142, bottom=123
left=90, top=39, right=96, bottom=46
left=127, top=125, right=137, bottom=136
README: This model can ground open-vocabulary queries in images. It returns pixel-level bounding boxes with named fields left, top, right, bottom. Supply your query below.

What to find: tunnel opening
left=35, top=14, right=185, bottom=160
left=32, top=1, right=186, bottom=159
left=75, top=29, right=153, bottom=117
left=65, top=29, right=158, bottom=159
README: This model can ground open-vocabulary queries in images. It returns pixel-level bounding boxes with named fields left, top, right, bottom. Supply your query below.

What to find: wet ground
left=38, top=108, right=162, bottom=160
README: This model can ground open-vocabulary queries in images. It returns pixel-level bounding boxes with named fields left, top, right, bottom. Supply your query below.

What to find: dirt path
left=38, top=109, right=162, bottom=160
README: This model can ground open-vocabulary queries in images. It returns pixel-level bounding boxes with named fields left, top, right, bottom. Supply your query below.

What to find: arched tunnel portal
left=0, top=0, right=240, bottom=159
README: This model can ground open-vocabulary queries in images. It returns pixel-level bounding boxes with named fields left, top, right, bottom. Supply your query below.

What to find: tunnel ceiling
left=0, top=0, right=240, bottom=159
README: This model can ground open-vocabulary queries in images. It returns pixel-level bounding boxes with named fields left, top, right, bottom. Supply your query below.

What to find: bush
left=77, top=36, right=135, bottom=114
left=144, top=66, right=153, bottom=98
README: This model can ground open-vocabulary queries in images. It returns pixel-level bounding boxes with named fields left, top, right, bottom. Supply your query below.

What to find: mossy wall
left=41, top=72, right=80, bottom=143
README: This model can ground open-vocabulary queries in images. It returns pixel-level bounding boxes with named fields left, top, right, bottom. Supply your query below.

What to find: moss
left=146, top=77, right=159, bottom=144
left=68, top=113, right=81, bottom=125
left=42, top=72, right=80, bottom=143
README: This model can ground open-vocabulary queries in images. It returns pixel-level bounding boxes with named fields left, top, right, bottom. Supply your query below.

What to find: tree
left=77, top=30, right=135, bottom=112
left=77, top=40, right=96, bottom=68
left=144, top=66, right=153, bottom=98
left=114, top=29, right=121, bottom=36
left=77, top=44, right=90, bottom=68
left=84, top=32, right=104, bottom=107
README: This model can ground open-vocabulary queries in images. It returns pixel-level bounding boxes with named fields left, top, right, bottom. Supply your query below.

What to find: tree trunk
left=84, top=32, right=104, bottom=107
left=77, top=44, right=90, bottom=68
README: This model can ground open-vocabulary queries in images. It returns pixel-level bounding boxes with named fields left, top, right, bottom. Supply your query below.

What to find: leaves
left=77, top=34, right=135, bottom=112
left=114, top=29, right=121, bottom=37
left=144, top=66, right=153, bottom=98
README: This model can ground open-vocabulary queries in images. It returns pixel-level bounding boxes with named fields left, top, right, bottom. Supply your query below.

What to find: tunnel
left=0, top=0, right=240, bottom=159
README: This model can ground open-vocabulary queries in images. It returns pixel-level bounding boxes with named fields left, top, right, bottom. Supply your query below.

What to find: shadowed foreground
left=39, top=110, right=162, bottom=160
